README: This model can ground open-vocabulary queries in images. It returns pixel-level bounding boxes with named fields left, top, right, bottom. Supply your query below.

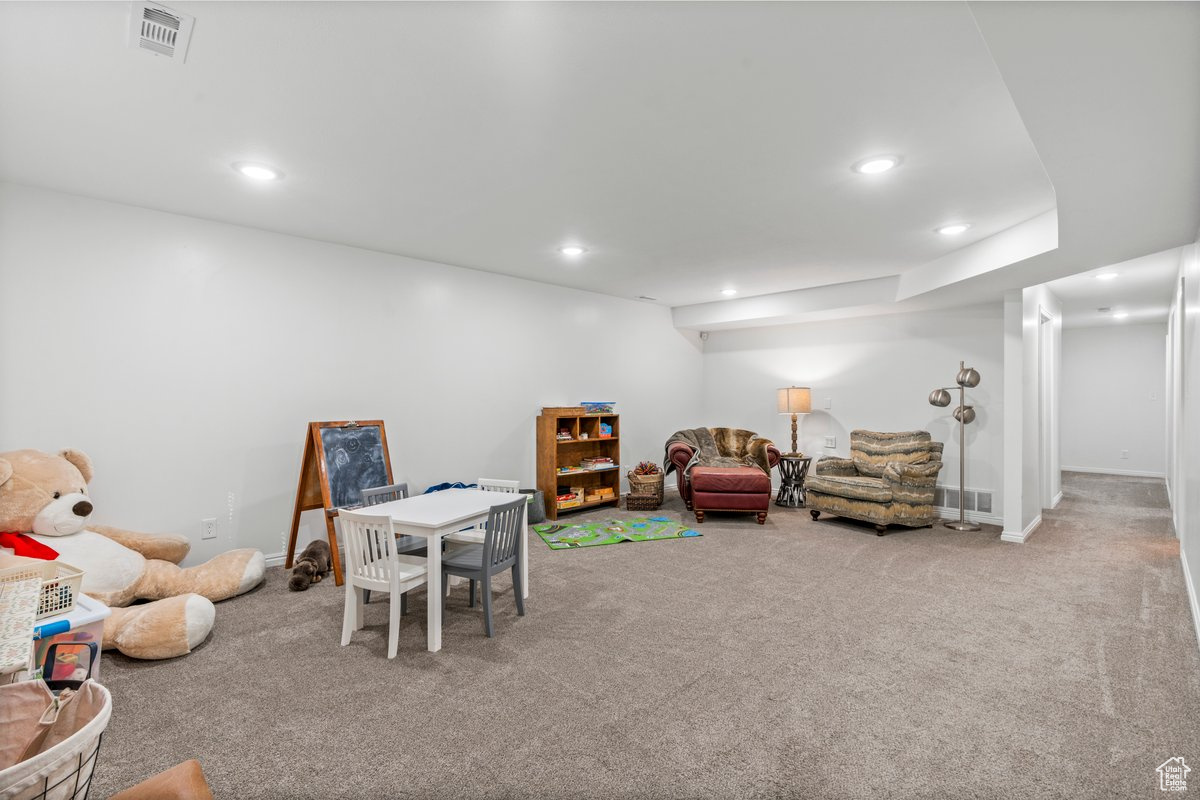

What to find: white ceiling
left=1, top=1, right=1197, bottom=326
left=1046, top=247, right=1182, bottom=328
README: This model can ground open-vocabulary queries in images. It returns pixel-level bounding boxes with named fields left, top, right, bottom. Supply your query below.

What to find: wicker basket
left=0, top=557, right=84, bottom=619
left=626, top=471, right=664, bottom=511
left=541, top=406, right=586, bottom=415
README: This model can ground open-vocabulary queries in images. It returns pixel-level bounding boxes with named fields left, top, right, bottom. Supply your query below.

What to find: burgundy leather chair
left=667, top=441, right=781, bottom=524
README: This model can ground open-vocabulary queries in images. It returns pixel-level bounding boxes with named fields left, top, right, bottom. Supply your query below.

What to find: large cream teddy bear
left=0, top=448, right=265, bottom=659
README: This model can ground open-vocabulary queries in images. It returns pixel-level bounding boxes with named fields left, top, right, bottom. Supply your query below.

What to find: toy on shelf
left=580, top=402, right=615, bottom=415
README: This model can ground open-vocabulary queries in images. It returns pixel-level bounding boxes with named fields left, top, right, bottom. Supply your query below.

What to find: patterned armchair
left=805, top=430, right=944, bottom=535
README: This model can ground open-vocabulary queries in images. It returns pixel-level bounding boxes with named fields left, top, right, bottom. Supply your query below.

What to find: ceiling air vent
left=129, top=2, right=195, bottom=62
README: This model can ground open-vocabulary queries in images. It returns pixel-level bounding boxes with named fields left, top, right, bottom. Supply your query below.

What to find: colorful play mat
left=533, top=517, right=701, bottom=550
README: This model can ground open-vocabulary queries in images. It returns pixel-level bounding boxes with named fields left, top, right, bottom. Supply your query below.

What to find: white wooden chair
left=445, top=478, right=520, bottom=545
left=339, top=508, right=427, bottom=659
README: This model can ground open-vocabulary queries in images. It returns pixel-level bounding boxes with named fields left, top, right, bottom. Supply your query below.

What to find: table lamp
left=776, top=386, right=812, bottom=456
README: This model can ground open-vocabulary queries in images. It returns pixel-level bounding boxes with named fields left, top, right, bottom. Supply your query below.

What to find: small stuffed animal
left=288, top=539, right=331, bottom=591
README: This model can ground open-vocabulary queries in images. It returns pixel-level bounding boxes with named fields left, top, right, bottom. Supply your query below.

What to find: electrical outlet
left=1120, top=450, right=1129, bottom=459
left=201, top=518, right=218, bottom=540
left=824, top=436, right=837, bottom=448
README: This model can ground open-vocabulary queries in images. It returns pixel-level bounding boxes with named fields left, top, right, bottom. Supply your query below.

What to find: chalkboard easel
left=285, top=420, right=394, bottom=586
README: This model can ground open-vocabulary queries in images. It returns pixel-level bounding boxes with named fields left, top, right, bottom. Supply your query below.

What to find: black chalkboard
left=316, top=423, right=390, bottom=509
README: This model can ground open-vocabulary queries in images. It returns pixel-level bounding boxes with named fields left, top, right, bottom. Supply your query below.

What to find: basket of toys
left=626, top=462, right=664, bottom=511
left=0, top=557, right=84, bottom=620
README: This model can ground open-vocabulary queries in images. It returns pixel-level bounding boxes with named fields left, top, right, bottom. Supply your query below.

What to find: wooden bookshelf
left=536, top=409, right=621, bottom=520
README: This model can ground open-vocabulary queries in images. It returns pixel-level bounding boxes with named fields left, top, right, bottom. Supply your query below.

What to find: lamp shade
left=956, top=366, right=981, bottom=388
left=777, top=387, right=812, bottom=415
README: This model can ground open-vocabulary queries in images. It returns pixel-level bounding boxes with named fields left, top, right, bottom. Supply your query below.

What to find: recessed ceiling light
left=1096, top=272, right=1119, bottom=281
left=1113, top=311, right=1129, bottom=320
left=722, top=288, right=738, bottom=297
left=935, top=223, right=971, bottom=236
left=232, top=162, right=283, bottom=181
left=852, top=155, right=901, bottom=174
left=559, top=245, right=587, bottom=257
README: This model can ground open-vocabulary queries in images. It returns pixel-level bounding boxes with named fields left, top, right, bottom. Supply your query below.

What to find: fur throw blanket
left=664, top=427, right=775, bottom=480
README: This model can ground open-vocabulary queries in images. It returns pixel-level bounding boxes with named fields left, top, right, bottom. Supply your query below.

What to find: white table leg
left=427, top=531, right=442, bottom=652
left=520, top=503, right=529, bottom=600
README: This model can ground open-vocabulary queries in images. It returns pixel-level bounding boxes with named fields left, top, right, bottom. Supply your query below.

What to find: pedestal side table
left=775, top=455, right=813, bottom=508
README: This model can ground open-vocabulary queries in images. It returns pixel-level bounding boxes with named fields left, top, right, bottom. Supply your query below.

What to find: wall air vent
left=129, top=2, right=195, bottom=62
left=935, top=486, right=993, bottom=515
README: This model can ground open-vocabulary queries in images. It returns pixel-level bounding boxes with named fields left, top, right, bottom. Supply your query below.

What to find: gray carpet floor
left=90, top=472, right=1200, bottom=799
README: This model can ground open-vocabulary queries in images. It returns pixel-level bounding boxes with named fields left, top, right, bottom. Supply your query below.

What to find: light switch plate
left=824, top=436, right=837, bottom=448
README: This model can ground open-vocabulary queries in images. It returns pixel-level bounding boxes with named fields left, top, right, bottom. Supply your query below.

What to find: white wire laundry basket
left=0, top=681, right=111, bottom=800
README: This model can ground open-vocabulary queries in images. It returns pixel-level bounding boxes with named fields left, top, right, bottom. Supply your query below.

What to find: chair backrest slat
left=362, top=482, right=409, bottom=507
left=477, top=478, right=519, bottom=494
left=482, top=496, right=525, bottom=570
left=340, top=509, right=400, bottom=582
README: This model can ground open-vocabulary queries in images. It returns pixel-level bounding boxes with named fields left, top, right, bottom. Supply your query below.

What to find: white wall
left=699, top=304, right=1005, bottom=520
left=1170, top=236, right=1200, bottom=646
left=1001, top=284, right=1063, bottom=541
left=1061, top=323, right=1167, bottom=476
left=0, top=184, right=705, bottom=562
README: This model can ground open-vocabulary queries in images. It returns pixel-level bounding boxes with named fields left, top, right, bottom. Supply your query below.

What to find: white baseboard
left=1182, top=543, right=1200, bottom=656
left=1051, top=491, right=1064, bottom=509
left=1061, top=466, right=1166, bottom=479
left=1001, top=514, right=1042, bottom=544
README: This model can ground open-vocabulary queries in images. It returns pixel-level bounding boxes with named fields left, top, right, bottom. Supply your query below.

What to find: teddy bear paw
left=238, top=550, right=266, bottom=594
left=104, top=594, right=216, bottom=660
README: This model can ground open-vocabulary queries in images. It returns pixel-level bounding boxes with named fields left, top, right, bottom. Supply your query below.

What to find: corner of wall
left=1001, top=513, right=1041, bottom=544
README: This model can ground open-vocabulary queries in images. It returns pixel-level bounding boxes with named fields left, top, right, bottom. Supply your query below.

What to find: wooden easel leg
left=285, top=494, right=305, bottom=570
left=325, top=512, right=344, bottom=586
left=286, top=434, right=315, bottom=569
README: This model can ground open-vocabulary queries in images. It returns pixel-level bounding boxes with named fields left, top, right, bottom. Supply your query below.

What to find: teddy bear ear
left=59, top=449, right=95, bottom=484
left=0, top=458, right=12, bottom=488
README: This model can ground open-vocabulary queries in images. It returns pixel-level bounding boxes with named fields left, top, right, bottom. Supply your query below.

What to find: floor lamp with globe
left=928, top=361, right=981, bottom=532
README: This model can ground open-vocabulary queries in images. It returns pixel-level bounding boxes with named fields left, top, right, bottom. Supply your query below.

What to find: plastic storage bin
left=31, top=595, right=110, bottom=683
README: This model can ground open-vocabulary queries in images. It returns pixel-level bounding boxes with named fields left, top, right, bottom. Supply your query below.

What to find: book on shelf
left=580, top=456, right=614, bottom=470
